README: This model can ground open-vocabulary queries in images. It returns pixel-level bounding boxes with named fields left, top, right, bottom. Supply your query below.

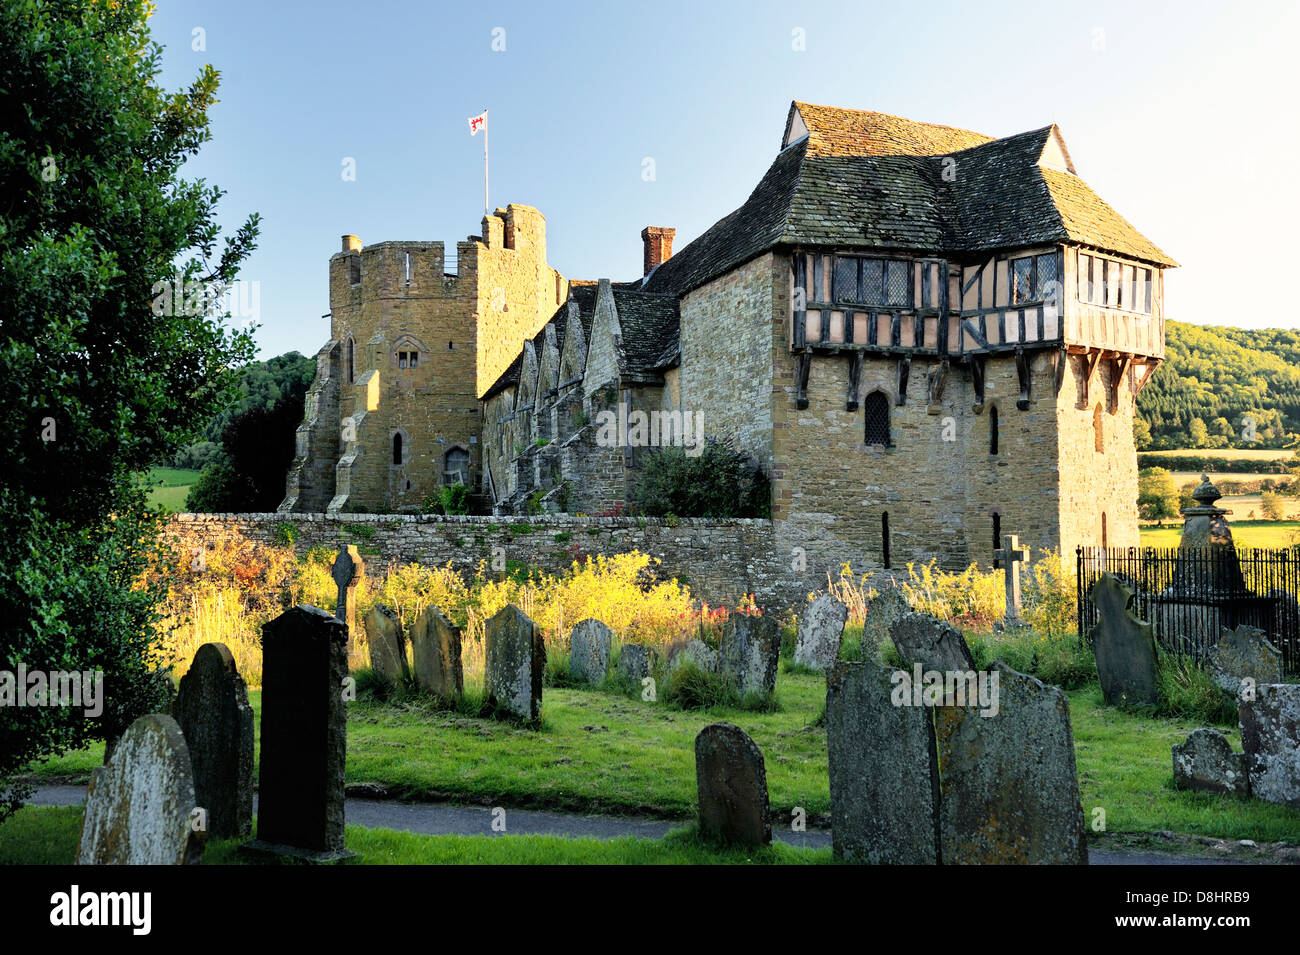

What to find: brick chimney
left=641, top=226, right=675, bottom=276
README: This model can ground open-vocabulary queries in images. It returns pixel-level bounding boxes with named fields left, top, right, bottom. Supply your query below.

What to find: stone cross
left=993, top=534, right=1029, bottom=623
left=331, top=544, right=365, bottom=636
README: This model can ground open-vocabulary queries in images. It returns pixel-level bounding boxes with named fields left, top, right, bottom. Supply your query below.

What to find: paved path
left=23, top=785, right=1252, bottom=863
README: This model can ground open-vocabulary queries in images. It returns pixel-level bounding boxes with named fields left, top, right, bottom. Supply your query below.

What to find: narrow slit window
left=992, top=513, right=1002, bottom=568
left=392, top=433, right=403, bottom=466
left=881, top=512, right=891, bottom=569
left=989, top=405, right=999, bottom=455
left=1093, top=404, right=1104, bottom=453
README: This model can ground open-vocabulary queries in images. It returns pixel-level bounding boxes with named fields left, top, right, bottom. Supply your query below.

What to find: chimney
left=342, top=235, right=361, bottom=253
left=641, top=226, right=675, bottom=276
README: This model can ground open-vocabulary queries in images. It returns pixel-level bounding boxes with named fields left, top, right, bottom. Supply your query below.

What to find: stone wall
left=165, top=513, right=800, bottom=611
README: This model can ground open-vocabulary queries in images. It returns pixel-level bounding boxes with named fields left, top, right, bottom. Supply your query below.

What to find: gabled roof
left=610, top=287, right=679, bottom=381
left=645, top=101, right=1175, bottom=296
left=479, top=281, right=601, bottom=400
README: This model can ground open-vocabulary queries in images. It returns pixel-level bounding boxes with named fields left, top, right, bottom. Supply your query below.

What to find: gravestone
left=933, top=663, right=1089, bottom=865
left=331, top=544, right=365, bottom=638
left=242, top=605, right=353, bottom=862
left=1089, top=573, right=1160, bottom=706
left=861, top=585, right=911, bottom=658
left=1239, top=683, right=1300, bottom=808
left=889, top=612, right=976, bottom=672
left=826, top=661, right=940, bottom=864
left=794, top=593, right=848, bottom=671
left=364, top=605, right=409, bottom=683
left=993, top=534, right=1030, bottom=624
left=617, top=643, right=656, bottom=683
left=485, top=604, right=544, bottom=721
left=77, top=713, right=204, bottom=865
left=173, top=642, right=254, bottom=839
left=569, top=619, right=613, bottom=685
left=410, top=605, right=463, bottom=700
left=1207, top=625, right=1282, bottom=697
left=666, top=638, right=718, bottom=676
left=1172, top=728, right=1249, bottom=796
left=718, top=614, right=780, bottom=698
left=694, top=722, right=771, bottom=846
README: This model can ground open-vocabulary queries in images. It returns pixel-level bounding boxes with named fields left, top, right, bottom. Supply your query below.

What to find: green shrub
left=629, top=435, right=770, bottom=518
left=274, top=521, right=298, bottom=547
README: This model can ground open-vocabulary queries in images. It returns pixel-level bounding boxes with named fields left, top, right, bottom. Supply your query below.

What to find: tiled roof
left=611, top=288, right=680, bottom=381
left=644, top=102, right=1175, bottom=296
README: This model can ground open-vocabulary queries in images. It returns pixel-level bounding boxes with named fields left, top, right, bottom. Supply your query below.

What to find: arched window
left=392, top=433, right=403, bottom=466
left=1093, top=404, right=1104, bottom=453
left=346, top=337, right=356, bottom=384
left=881, top=512, right=891, bottom=569
left=444, top=447, right=470, bottom=487
left=864, top=391, right=891, bottom=447
left=989, top=406, right=999, bottom=455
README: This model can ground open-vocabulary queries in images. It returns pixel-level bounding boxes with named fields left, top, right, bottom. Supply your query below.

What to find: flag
left=468, top=110, right=487, bottom=136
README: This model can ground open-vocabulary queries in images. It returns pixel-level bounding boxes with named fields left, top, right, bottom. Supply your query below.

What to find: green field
left=143, top=466, right=199, bottom=512
left=20, top=669, right=1300, bottom=844
left=1141, top=520, right=1300, bottom=548
left=1142, top=448, right=1295, bottom=461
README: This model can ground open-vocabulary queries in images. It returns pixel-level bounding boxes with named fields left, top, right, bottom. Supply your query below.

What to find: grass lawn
left=1140, top=520, right=1300, bottom=548
left=144, top=466, right=200, bottom=512
left=1143, top=448, right=1294, bottom=461
left=0, top=805, right=829, bottom=865
left=20, top=667, right=1300, bottom=844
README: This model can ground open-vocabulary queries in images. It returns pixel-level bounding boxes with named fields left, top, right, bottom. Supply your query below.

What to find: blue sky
left=149, top=0, right=1300, bottom=360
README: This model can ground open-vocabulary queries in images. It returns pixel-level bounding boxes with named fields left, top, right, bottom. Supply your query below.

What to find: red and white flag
left=468, top=110, right=487, bottom=136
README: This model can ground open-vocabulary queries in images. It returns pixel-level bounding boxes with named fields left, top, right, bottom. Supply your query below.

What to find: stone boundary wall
left=165, top=513, right=802, bottom=611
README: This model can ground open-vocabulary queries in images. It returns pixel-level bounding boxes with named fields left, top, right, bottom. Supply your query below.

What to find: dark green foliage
left=629, top=436, right=771, bottom=518
left=186, top=392, right=304, bottom=512
left=422, top=482, right=470, bottom=515
left=1136, top=453, right=1290, bottom=475
left=1138, top=467, right=1180, bottom=521
left=1137, top=321, right=1300, bottom=450
left=0, top=1, right=259, bottom=821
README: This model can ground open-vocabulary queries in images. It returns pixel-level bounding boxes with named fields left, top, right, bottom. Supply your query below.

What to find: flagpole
left=483, top=108, right=489, bottom=214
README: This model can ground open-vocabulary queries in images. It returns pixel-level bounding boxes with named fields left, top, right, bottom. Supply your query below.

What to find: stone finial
left=1191, top=474, right=1222, bottom=507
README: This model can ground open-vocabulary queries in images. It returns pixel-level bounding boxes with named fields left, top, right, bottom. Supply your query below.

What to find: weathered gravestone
left=890, top=612, right=976, bottom=672
left=794, top=593, right=848, bottom=671
left=331, top=544, right=365, bottom=638
left=569, top=619, right=613, bottom=685
left=77, top=713, right=204, bottom=865
left=1172, top=728, right=1249, bottom=796
left=1239, top=684, right=1300, bottom=808
left=410, top=605, right=463, bottom=700
left=485, top=604, right=544, bottom=721
left=364, top=604, right=409, bottom=683
left=666, top=638, right=718, bottom=677
left=1207, top=624, right=1282, bottom=698
left=242, top=605, right=354, bottom=862
left=826, top=661, right=940, bottom=864
left=173, top=643, right=254, bottom=839
left=861, top=584, right=911, bottom=658
left=617, top=643, right=656, bottom=684
left=718, top=613, right=780, bottom=698
left=933, top=663, right=1089, bottom=865
left=1089, top=573, right=1160, bottom=706
left=694, top=722, right=771, bottom=847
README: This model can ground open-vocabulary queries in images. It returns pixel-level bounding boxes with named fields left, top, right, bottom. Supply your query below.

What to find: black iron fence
left=1076, top=545, right=1300, bottom=675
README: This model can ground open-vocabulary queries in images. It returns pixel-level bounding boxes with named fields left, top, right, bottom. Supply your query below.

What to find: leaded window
left=830, top=256, right=911, bottom=308
left=864, top=391, right=891, bottom=447
left=1010, top=253, right=1059, bottom=305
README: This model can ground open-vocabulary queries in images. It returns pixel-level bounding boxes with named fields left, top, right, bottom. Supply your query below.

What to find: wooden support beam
left=795, top=353, right=811, bottom=409
left=1015, top=347, right=1031, bottom=410
left=847, top=352, right=862, bottom=411
left=792, top=254, right=807, bottom=349
left=971, top=356, right=986, bottom=410
left=1109, top=354, right=1131, bottom=410
left=1078, top=349, right=1101, bottom=408
left=896, top=357, right=910, bottom=406
left=926, top=359, right=949, bottom=414
left=1052, top=346, right=1067, bottom=395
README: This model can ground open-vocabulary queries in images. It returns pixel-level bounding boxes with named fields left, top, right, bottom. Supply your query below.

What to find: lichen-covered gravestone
left=77, top=713, right=204, bottom=865
left=694, top=722, right=771, bottom=846
left=173, top=642, right=254, bottom=839
left=364, top=604, right=409, bottom=683
left=933, top=663, right=1088, bottom=865
left=242, top=604, right=354, bottom=862
left=1172, top=728, right=1249, bottom=796
left=410, top=605, right=463, bottom=700
left=617, top=643, right=656, bottom=683
left=718, top=614, right=780, bottom=698
left=485, top=604, right=544, bottom=721
left=1207, top=625, right=1282, bottom=698
left=889, top=612, right=976, bottom=672
left=667, top=638, right=717, bottom=676
left=861, top=585, right=911, bottom=658
left=794, top=593, right=848, bottom=671
left=826, top=661, right=940, bottom=864
left=569, top=619, right=613, bottom=685
left=1239, top=684, right=1300, bottom=808
left=1089, top=573, right=1159, bottom=706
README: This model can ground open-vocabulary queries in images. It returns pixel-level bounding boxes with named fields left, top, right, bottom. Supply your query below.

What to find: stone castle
left=280, top=100, right=1174, bottom=576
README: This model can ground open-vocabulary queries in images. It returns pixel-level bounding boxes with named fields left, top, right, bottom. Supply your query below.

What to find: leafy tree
left=1132, top=417, right=1153, bottom=450
left=629, top=436, right=770, bottom=518
left=187, top=393, right=304, bottom=512
left=1261, top=491, right=1286, bottom=521
left=0, top=2, right=258, bottom=821
left=1187, top=417, right=1209, bottom=448
left=1137, top=467, right=1180, bottom=521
